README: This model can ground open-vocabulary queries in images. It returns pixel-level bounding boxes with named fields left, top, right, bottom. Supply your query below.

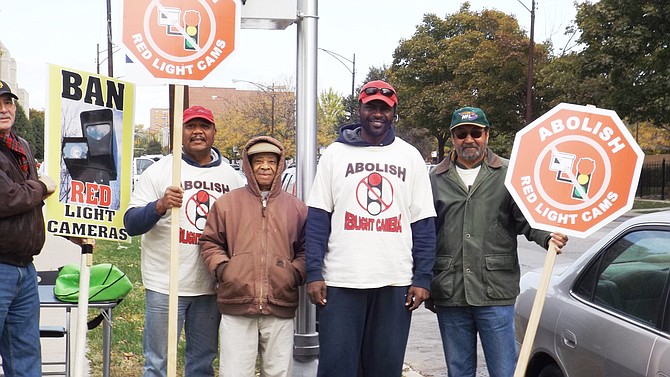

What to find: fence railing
left=637, top=159, right=669, bottom=200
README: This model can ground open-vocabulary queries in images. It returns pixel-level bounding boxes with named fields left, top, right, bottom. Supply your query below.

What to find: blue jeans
left=316, top=286, right=412, bottom=377
left=143, top=289, right=220, bottom=377
left=435, top=305, right=517, bottom=377
left=0, top=263, right=41, bottom=377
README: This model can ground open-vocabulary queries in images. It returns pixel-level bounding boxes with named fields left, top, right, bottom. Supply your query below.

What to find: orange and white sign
left=122, top=0, right=239, bottom=82
left=505, top=103, right=644, bottom=238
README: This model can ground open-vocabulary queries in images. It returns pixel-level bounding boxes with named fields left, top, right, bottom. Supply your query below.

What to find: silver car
left=281, top=166, right=297, bottom=196
left=515, top=210, right=670, bottom=377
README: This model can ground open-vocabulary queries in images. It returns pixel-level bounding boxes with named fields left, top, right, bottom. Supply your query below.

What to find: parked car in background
left=281, top=166, right=296, bottom=196
left=132, top=155, right=162, bottom=190
left=229, top=163, right=247, bottom=185
left=515, top=211, right=670, bottom=377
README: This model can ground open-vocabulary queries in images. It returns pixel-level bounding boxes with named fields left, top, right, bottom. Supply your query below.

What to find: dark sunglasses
left=363, top=87, right=395, bottom=97
left=452, top=128, right=485, bottom=140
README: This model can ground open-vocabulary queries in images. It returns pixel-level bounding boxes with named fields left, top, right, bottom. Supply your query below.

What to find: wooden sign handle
left=514, top=241, right=559, bottom=377
left=167, top=85, right=184, bottom=377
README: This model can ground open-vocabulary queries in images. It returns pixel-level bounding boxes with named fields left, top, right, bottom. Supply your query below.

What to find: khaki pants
left=219, top=313, right=294, bottom=377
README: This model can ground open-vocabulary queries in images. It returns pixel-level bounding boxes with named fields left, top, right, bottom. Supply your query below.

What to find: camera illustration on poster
left=60, top=107, right=120, bottom=208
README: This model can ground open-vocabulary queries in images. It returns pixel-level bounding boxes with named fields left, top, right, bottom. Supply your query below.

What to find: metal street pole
left=318, top=48, right=356, bottom=99
left=294, top=0, right=319, bottom=374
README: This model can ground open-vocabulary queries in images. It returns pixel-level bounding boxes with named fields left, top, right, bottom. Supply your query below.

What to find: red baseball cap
left=183, top=105, right=215, bottom=124
left=358, top=80, right=398, bottom=107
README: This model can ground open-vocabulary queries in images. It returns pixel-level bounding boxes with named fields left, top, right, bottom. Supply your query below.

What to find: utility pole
left=523, top=0, right=536, bottom=125
left=106, top=0, right=114, bottom=77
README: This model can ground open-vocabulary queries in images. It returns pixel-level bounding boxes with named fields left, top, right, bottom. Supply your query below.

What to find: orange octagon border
left=123, top=0, right=237, bottom=81
left=504, top=103, right=644, bottom=238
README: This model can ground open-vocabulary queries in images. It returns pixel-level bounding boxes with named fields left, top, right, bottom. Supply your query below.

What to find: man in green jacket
left=428, top=107, right=568, bottom=377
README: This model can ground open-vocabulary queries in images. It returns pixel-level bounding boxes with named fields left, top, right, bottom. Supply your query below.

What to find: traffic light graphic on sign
left=159, top=7, right=201, bottom=51
left=183, top=10, right=200, bottom=50
left=571, top=158, right=596, bottom=200
left=549, top=152, right=596, bottom=201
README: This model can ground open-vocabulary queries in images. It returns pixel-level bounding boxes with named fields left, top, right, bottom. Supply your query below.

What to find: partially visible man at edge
left=124, top=105, right=244, bottom=377
left=0, top=79, right=58, bottom=376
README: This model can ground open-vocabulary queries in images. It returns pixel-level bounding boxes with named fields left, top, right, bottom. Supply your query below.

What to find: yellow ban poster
left=44, top=64, right=135, bottom=242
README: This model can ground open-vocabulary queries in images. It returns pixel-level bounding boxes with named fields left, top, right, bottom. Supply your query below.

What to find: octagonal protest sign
left=123, top=0, right=239, bottom=81
left=505, top=103, right=644, bottom=238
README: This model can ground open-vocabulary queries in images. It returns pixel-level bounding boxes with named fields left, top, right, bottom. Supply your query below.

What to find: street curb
left=404, top=364, right=424, bottom=377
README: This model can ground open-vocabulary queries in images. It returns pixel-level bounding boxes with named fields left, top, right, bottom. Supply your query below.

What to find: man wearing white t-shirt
left=306, top=80, right=437, bottom=377
left=124, top=105, right=244, bottom=377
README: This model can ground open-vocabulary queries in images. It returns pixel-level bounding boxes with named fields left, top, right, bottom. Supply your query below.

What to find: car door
left=649, top=340, right=670, bottom=377
left=132, top=157, right=155, bottom=190
left=555, top=227, right=670, bottom=377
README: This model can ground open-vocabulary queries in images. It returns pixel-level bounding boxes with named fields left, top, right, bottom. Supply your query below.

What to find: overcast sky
left=0, top=0, right=576, bottom=126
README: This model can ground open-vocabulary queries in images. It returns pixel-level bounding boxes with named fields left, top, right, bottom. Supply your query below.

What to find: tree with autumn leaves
left=211, top=85, right=345, bottom=163
left=385, top=0, right=669, bottom=160
left=209, top=0, right=669, bottom=161
left=19, top=0, right=670, bottom=162
left=388, top=4, right=551, bottom=161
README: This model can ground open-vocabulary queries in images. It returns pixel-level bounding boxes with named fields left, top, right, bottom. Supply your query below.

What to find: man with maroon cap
left=124, top=105, right=244, bottom=377
left=306, top=80, right=436, bottom=376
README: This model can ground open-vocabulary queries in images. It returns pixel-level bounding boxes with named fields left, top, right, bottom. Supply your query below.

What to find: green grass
left=632, top=198, right=670, bottom=211
left=85, top=237, right=191, bottom=376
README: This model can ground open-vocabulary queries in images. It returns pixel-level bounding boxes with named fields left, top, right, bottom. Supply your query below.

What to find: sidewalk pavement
left=34, top=233, right=90, bottom=376
left=404, top=364, right=426, bottom=377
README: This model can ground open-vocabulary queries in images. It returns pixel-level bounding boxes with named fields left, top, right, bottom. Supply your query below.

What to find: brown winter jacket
left=199, top=136, right=307, bottom=319
left=0, top=134, right=48, bottom=266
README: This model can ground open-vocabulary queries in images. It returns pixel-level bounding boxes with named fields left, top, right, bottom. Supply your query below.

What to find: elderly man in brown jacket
left=200, top=136, right=307, bottom=377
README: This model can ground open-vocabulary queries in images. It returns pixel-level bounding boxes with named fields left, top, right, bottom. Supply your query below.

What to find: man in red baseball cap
left=182, top=105, right=215, bottom=124
left=124, top=105, right=245, bottom=376
left=306, top=80, right=437, bottom=376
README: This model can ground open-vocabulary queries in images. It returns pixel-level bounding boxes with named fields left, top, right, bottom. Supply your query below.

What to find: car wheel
left=538, top=364, right=564, bottom=377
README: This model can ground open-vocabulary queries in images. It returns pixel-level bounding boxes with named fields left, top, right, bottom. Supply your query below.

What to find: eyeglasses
left=452, top=128, right=485, bottom=140
left=362, top=87, right=395, bottom=97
